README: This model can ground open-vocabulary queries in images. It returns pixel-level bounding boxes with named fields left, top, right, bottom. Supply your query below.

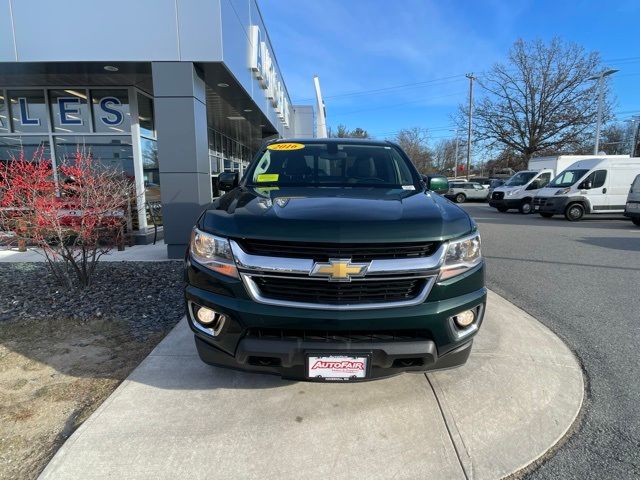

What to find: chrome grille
left=252, top=276, right=425, bottom=305
left=236, top=239, right=440, bottom=262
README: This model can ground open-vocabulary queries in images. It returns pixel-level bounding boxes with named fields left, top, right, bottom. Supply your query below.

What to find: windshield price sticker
left=267, top=143, right=305, bottom=151
left=257, top=174, right=279, bottom=182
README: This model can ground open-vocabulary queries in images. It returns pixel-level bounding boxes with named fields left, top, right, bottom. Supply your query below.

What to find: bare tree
left=466, top=38, right=610, bottom=160
left=432, top=139, right=458, bottom=174
left=393, top=127, right=433, bottom=173
left=599, top=123, right=630, bottom=155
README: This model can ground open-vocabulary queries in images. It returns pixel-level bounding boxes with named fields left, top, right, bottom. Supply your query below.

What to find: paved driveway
left=462, top=204, right=640, bottom=479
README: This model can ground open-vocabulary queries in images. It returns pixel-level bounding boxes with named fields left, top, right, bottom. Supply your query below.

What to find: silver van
left=624, top=174, right=640, bottom=226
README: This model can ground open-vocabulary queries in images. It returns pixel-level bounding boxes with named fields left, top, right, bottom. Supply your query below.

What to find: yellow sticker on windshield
left=257, top=174, right=279, bottom=182
left=267, top=143, right=305, bottom=151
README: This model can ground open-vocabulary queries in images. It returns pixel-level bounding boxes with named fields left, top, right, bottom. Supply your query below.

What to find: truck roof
left=565, top=157, right=640, bottom=170
left=267, top=137, right=395, bottom=146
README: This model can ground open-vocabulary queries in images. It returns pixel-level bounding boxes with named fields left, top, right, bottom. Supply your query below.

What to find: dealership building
left=0, top=0, right=314, bottom=257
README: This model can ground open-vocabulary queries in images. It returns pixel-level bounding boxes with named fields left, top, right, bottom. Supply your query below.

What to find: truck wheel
left=519, top=201, right=532, bottom=214
left=540, top=212, right=554, bottom=218
left=632, top=217, right=640, bottom=226
left=455, top=193, right=466, bottom=203
left=496, top=206, right=508, bottom=213
left=565, top=203, right=585, bottom=221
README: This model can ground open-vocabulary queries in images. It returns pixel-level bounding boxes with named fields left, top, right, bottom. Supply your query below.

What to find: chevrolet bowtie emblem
left=310, top=259, right=370, bottom=282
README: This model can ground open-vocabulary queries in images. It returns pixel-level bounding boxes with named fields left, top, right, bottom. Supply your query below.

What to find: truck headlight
left=440, top=232, right=482, bottom=280
left=190, top=228, right=239, bottom=278
left=555, top=188, right=570, bottom=195
left=506, top=189, right=521, bottom=196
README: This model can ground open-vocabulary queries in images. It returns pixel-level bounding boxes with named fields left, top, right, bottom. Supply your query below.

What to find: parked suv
left=445, top=182, right=489, bottom=203
left=624, top=174, right=640, bottom=226
left=185, top=139, right=486, bottom=382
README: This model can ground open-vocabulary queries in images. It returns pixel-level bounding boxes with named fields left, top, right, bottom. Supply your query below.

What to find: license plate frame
left=306, top=353, right=370, bottom=381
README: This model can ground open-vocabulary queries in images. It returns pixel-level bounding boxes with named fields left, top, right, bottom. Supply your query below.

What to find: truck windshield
left=548, top=169, right=589, bottom=188
left=504, top=171, right=537, bottom=186
left=247, top=142, right=418, bottom=188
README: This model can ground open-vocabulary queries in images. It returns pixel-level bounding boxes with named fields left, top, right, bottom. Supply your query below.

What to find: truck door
left=580, top=170, right=608, bottom=212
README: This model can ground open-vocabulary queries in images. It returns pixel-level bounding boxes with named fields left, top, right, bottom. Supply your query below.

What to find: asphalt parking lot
left=460, top=203, right=640, bottom=479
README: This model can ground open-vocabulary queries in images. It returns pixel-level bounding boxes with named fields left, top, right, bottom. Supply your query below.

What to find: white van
left=488, top=155, right=590, bottom=214
left=534, top=157, right=640, bottom=221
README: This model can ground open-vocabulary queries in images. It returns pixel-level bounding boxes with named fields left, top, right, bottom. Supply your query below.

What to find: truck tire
left=539, top=212, right=554, bottom=218
left=496, top=206, right=508, bottom=213
left=565, top=203, right=585, bottom=221
left=455, top=193, right=466, bottom=203
left=632, top=217, right=640, bottom=226
left=519, top=200, right=533, bottom=214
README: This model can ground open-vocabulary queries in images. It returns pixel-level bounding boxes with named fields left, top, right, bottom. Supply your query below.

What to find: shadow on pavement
left=485, top=254, right=640, bottom=272
left=475, top=214, right=635, bottom=230
left=576, top=236, right=640, bottom=252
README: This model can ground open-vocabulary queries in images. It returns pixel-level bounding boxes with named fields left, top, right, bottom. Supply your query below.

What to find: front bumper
left=185, top=259, right=486, bottom=381
left=489, top=197, right=522, bottom=209
left=533, top=196, right=571, bottom=214
left=624, top=202, right=640, bottom=218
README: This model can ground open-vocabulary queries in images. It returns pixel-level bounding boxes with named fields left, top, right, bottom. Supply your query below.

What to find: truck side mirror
left=218, top=172, right=238, bottom=191
left=579, top=180, right=592, bottom=190
left=526, top=180, right=540, bottom=191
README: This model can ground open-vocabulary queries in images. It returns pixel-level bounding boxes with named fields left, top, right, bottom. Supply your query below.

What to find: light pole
left=465, top=73, right=476, bottom=180
left=588, top=68, right=618, bottom=155
left=451, top=129, right=459, bottom=179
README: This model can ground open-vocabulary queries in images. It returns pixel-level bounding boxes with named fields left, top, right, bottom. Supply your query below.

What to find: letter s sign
left=100, top=97, right=123, bottom=126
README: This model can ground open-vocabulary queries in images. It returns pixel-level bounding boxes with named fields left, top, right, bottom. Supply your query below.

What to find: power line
left=292, top=74, right=466, bottom=103
left=336, top=91, right=465, bottom=116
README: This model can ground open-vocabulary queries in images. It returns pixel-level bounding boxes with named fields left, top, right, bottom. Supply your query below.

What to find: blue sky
left=259, top=0, right=640, bottom=142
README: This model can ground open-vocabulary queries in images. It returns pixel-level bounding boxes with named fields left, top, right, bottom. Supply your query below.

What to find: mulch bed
left=0, top=260, right=186, bottom=480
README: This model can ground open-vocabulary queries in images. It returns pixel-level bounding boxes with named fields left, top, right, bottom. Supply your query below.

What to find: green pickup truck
left=185, top=138, right=486, bottom=381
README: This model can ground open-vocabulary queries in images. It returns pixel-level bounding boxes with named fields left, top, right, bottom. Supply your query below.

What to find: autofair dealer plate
left=307, top=354, right=369, bottom=381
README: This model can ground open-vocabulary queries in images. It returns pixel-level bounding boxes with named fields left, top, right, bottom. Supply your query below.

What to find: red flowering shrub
left=0, top=149, right=136, bottom=287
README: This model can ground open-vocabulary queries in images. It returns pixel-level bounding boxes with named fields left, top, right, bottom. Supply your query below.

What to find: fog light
left=196, top=306, right=217, bottom=325
left=453, top=309, right=476, bottom=328
left=192, top=304, right=227, bottom=337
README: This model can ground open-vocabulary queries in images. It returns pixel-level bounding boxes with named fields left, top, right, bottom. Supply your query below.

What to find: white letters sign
left=249, top=25, right=290, bottom=127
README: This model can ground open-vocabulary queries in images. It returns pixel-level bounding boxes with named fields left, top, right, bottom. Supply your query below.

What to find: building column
left=152, top=62, right=211, bottom=259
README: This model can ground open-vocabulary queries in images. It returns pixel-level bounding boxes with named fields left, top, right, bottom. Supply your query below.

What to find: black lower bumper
left=195, top=334, right=473, bottom=381
left=534, top=196, right=573, bottom=214
left=489, top=198, right=522, bottom=209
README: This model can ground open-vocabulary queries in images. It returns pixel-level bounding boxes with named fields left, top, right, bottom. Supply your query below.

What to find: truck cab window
left=583, top=170, right=606, bottom=189
left=538, top=172, right=551, bottom=187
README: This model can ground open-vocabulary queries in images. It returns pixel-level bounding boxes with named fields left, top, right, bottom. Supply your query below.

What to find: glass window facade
left=0, top=86, right=152, bottom=233
left=91, top=89, right=131, bottom=133
left=0, top=92, right=8, bottom=133
left=54, top=135, right=134, bottom=179
left=137, top=93, right=155, bottom=138
left=49, top=89, right=90, bottom=133
left=8, top=90, right=49, bottom=133
left=0, top=135, right=50, bottom=163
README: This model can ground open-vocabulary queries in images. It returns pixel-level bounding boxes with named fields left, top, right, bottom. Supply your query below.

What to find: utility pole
left=313, top=75, right=328, bottom=138
left=451, top=129, right=459, bottom=179
left=588, top=68, right=618, bottom=154
left=465, top=73, right=476, bottom=181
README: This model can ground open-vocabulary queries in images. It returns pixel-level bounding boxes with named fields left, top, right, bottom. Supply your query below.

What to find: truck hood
left=494, top=185, right=524, bottom=193
left=199, top=186, right=473, bottom=243
left=537, top=187, right=564, bottom=197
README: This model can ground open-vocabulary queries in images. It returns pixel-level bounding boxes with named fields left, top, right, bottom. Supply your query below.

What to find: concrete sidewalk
left=0, top=242, right=173, bottom=262
left=40, top=291, right=584, bottom=480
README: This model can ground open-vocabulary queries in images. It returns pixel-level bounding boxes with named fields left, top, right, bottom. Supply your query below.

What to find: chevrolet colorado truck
left=184, top=138, right=486, bottom=381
